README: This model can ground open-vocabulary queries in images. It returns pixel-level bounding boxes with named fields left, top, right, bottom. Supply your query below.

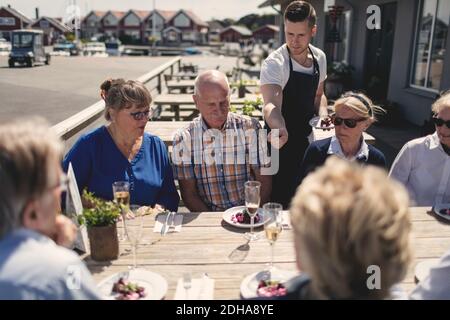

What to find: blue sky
left=2, top=0, right=276, bottom=21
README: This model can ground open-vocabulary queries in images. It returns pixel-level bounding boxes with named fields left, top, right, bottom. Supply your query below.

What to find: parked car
left=0, top=38, right=11, bottom=56
left=51, top=40, right=80, bottom=56
left=9, top=30, right=50, bottom=67
left=83, top=42, right=108, bottom=57
left=105, top=39, right=124, bottom=56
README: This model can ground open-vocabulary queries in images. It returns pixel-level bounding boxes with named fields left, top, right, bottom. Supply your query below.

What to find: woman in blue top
left=63, top=78, right=179, bottom=211
left=298, top=92, right=386, bottom=184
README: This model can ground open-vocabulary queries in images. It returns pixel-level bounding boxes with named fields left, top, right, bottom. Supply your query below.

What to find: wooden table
left=145, top=121, right=375, bottom=147
left=166, top=80, right=195, bottom=93
left=84, top=207, right=448, bottom=299
left=153, top=94, right=262, bottom=121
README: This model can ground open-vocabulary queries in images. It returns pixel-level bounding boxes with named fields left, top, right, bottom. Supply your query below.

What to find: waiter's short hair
left=284, top=1, right=316, bottom=27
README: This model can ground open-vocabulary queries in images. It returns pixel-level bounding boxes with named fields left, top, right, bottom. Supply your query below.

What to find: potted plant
left=78, top=190, right=121, bottom=261
left=236, top=79, right=247, bottom=98
left=326, top=61, right=354, bottom=99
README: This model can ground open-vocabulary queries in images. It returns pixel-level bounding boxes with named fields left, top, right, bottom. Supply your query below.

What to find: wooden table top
left=84, top=207, right=450, bottom=299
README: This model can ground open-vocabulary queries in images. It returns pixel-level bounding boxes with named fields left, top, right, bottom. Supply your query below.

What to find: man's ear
left=192, top=94, right=198, bottom=109
left=311, top=25, right=317, bottom=37
left=21, top=199, right=39, bottom=230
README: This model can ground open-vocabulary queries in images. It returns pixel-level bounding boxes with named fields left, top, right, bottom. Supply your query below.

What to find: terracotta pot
left=87, top=224, right=119, bottom=261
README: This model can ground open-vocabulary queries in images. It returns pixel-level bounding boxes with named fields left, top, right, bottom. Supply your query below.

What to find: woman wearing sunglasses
left=389, top=91, right=450, bottom=206
left=63, top=78, right=179, bottom=211
left=298, top=92, right=386, bottom=183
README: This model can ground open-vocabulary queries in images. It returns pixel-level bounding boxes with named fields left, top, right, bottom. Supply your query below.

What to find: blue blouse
left=63, top=126, right=179, bottom=211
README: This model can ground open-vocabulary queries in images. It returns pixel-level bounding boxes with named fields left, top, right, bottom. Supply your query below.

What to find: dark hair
left=284, top=1, right=317, bottom=27
left=100, top=78, right=152, bottom=121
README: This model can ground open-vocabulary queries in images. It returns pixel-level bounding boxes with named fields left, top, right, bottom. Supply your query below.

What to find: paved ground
left=0, top=56, right=173, bottom=124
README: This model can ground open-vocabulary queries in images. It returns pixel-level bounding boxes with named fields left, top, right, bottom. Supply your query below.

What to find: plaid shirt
left=172, top=113, right=269, bottom=211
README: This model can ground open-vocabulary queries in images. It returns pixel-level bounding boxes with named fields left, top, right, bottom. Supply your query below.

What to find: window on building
left=411, top=0, right=449, bottom=91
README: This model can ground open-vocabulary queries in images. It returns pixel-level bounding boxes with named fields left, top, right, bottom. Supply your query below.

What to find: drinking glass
left=112, top=181, right=130, bottom=241
left=124, top=205, right=143, bottom=269
left=263, top=203, right=283, bottom=270
left=244, top=181, right=261, bottom=241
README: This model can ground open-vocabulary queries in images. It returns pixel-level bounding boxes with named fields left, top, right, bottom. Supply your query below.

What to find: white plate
left=240, top=269, right=298, bottom=299
left=222, top=206, right=265, bottom=229
left=309, top=116, right=334, bottom=129
left=97, top=268, right=168, bottom=300
left=433, top=203, right=450, bottom=221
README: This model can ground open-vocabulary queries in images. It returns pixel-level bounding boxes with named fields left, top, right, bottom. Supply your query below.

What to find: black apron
left=266, top=45, right=320, bottom=208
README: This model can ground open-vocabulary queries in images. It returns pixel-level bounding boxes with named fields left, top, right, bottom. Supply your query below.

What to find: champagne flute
left=112, top=181, right=130, bottom=241
left=124, top=205, right=143, bottom=269
left=263, top=202, right=282, bottom=271
left=244, top=181, right=261, bottom=241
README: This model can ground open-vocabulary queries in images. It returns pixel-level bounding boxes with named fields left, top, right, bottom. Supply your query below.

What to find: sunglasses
left=129, top=110, right=151, bottom=121
left=432, top=117, right=450, bottom=128
left=332, top=116, right=367, bottom=128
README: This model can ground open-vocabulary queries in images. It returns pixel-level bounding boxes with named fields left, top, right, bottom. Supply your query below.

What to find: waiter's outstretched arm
left=261, top=84, right=289, bottom=148
left=315, top=82, right=328, bottom=116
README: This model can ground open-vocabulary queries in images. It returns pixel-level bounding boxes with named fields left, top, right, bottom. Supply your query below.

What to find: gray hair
left=193, top=70, right=230, bottom=97
left=0, top=117, right=63, bottom=239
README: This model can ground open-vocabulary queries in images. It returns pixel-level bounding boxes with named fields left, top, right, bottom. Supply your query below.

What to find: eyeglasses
left=432, top=117, right=450, bottom=128
left=129, top=110, right=151, bottom=121
left=332, top=116, right=367, bottom=128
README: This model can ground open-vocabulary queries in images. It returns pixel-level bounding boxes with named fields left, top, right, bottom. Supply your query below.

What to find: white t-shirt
left=260, top=44, right=327, bottom=89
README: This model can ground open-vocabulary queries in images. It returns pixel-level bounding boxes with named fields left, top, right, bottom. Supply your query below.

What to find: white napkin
left=153, top=213, right=183, bottom=233
left=174, top=277, right=215, bottom=300
left=281, top=210, right=291, bottom=229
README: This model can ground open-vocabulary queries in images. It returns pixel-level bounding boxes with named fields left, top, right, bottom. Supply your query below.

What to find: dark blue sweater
left=298, top=137, right=386, bottom=183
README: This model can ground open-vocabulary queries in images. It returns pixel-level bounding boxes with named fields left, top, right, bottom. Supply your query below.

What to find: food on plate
left=231, top=209, right=261, bottom=224
left=320, top=117, right=333, bottom=128
left=257, top=279, right=287, bottom=297
left=439, top=208, right=450, bottom=216
left=112, top=277, right=146, bottom=300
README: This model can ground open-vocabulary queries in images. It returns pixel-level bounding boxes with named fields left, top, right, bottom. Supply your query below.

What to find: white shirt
left=0, top=228, right=100, bottom=299
left=327, top=136, right=370, bottom=161
left=410, top=248, right=450, bottom=300
left=389, top=132, right=450, bottom=206
left=260, top=44, right=327, bottom=89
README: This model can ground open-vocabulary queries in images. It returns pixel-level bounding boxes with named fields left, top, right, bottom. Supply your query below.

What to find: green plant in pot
left=78, top=190, right=121, bottom=261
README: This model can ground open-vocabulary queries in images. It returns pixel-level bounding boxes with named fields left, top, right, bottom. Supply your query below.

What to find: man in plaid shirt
left=172, top=70, right=272, bottom=211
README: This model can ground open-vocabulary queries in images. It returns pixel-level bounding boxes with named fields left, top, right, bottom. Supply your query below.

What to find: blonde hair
left=0, top=117, right=63, bottom=239
left=334, top=91, right=384, bottom=122
left=290, top=157, right=411, bottom=299
left=432, top=90, right=450, bottom=114
left=101, top=79, right=152, bottom=121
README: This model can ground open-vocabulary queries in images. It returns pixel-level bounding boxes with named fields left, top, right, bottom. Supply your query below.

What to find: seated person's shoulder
left=309, top=137, right=332, bottom=152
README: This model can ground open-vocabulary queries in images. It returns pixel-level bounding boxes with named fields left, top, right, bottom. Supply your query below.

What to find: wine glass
left=124, top=205, right=143, bottom=269
left=263, top=202, right=282, bottom=271
left=112, top=181, right=130, bottom=241
left=244, top=181, right=261, bottom=241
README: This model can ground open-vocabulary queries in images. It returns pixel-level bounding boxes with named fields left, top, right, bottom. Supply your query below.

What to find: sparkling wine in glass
left=124, top=205, right=143, bottom=269
left=112, top=181, right=130, bottom=241
left=244, top=181, right=261, bottom=241
left=263, top=202, right=282, bottom=271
